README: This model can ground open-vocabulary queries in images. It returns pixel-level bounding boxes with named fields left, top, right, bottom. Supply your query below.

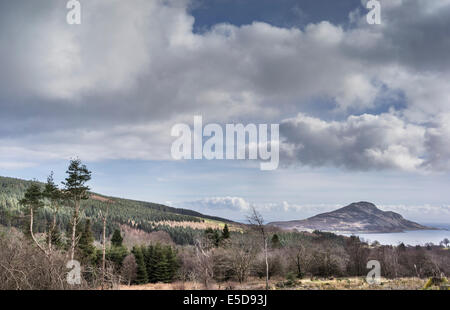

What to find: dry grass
left=274, top=277, right=428, bottom=290
left=118, top=280, right=267, bottom=290
left=118, top=277, right=429, bottom=290
left=90, top=194, right=113, bottom=203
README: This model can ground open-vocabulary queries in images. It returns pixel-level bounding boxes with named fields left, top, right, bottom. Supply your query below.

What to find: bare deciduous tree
left=0, top=228, right=97, bottom=290
left=232, top=235, right=258, bottom=283
left=247, top=207, right=269, bottom=290
left=194, top=236, right=215, bottom=288
left=345, top=236, right=369, bottom=276
left=381, top=246, right=400, bottom=278
left=286, top=242, right=312, bottom=278
left=121, top=254, right=137, bottom=285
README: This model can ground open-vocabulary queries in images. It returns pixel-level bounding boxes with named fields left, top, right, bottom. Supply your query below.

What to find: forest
left=0, top=173, right=231, bottom=245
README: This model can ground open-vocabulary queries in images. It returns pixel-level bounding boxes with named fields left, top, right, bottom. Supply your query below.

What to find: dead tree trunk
left=102, top=215, right=106, bottom=288
left=264, top=237, right=269, bottom=290
left=100, top=203, right=110, bottom=289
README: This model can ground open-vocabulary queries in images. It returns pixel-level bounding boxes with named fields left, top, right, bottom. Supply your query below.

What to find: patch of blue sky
left=189, top=0, right=362, bottom=32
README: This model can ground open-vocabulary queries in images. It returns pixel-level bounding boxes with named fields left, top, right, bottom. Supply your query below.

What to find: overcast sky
left=1, top=0, right=450, bottom=223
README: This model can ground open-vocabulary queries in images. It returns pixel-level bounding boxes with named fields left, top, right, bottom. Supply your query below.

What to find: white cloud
left=378, top=204, right=450, bottom=223
left=280, top=113, right=426, bottom=171
left=180, top=196, right=251, bottom=212
left=0, top=0, right=450, bottom=173
left=174, top=196, right=343, bottom=221
left=0, top=161, right=37, bottom=170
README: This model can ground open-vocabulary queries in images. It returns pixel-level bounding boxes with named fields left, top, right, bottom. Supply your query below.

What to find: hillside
left=0, top=175, right=233, bottom=245
left=269, top=201, right=432, bottom=233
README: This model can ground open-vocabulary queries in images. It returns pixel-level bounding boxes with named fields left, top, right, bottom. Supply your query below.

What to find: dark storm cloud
left=345, top=0, right=450, bottom=72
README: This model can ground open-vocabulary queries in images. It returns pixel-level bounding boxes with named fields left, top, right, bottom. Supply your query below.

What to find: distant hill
left=0, top=175, right=233, bottom=245
left=269, top=201, right=433, bottom=233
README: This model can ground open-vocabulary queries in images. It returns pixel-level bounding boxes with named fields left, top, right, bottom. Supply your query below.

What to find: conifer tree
left=165, top=246, right=179, bottom=282
left=42, top=172, right=62, bottom=252
left=144, top=245, right=155, bottom=282
left=20, top=183, right=47, bottom=255
left=222, top=224, right=230, bottom=239
left=62, top=159, right=92, bottom=261
left=111, top=229, right=123, bottom=247
left=205, top=227, right=221, bottom=247
left=144, top=244, right=179, bottom=283
left=78, top=219, right=96, bottom=264
left=154, top=254, right=170, bottom=283
left=148, top=244, right=163, bottom=283
left=106, top=244, right=128, bottom=269
left=132, top=246, right=148, bottom=284
left=271, top=234, right=281, bottom=248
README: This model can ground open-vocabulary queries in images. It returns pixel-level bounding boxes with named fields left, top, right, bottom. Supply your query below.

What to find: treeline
left=99, top=197, right=232, bottom=224
left=174, top=227, right=450, bottom=288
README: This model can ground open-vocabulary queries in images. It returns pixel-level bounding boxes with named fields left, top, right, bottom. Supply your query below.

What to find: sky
left=1, top=0, right=450, bottom=224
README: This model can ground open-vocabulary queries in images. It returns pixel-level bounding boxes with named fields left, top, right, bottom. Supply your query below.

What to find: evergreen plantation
left=132, top=244, right=179, bottom=284
left=0, top=175, right=232, bottom=245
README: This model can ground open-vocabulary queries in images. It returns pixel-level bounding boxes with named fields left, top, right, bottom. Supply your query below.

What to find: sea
left=342, top=223, right=450, bottom=246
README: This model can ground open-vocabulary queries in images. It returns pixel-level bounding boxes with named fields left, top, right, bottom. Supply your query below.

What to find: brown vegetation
left=90, top=195, right=113, bottom=203
left=0, top=228, right=98, bottom=290
left=118, top=277, right=429, bottom=290
left=121, top=224, right=175, bottom=248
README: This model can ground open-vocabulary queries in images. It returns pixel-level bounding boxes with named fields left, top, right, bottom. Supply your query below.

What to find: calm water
left=343, top=224, right=450, bottom=246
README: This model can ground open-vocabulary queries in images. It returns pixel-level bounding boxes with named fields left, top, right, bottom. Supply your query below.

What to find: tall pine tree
left=132, top=246, right=148, bottom=284
left=19, top=183, right=47, bottom=255
left=62, top=159, right=92, bottom=261
left=165, top=246, right=179, bottom=282
left=42, top=172, right=63, bottom=252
